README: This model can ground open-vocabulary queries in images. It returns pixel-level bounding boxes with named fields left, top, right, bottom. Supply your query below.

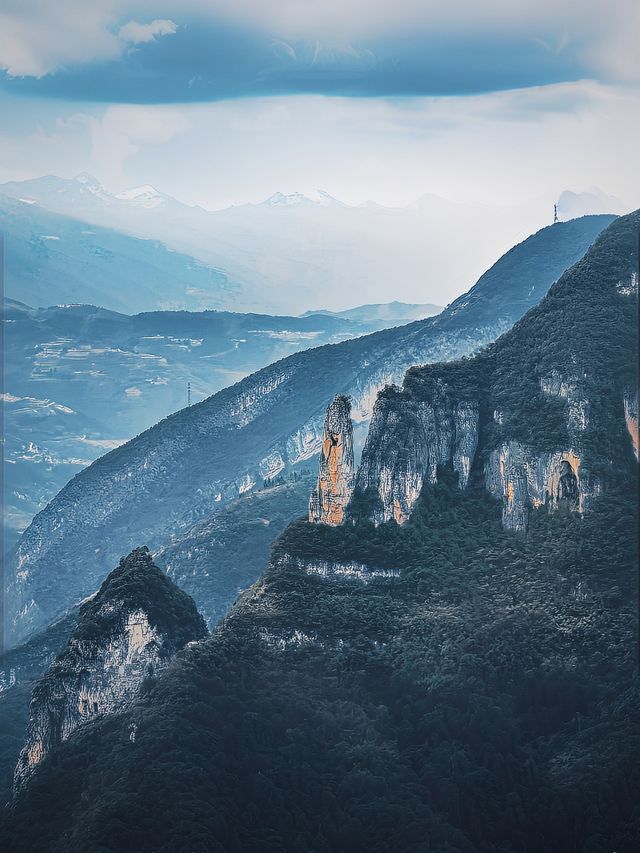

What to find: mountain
left=0, top=612, right=78, bottom=803
left=13, top=547, right=206, bottom=794
left=0, top=173, right=608, bottom=314
left=2, top=215, right=615, bottom=647
left=0, top=194, right=238, bottom=313
left=155, top=471, right=317, bottom=629
left=557, top=188, right=625, bottom=220
left=2, top=212, right=637, bottom=852
left=302, top=301, right=443, bottom=324
left=0, top=474, right=314, bottom=805
left=262, top=190, right=344, bottom=208
left=114, top=184, right=174, bottom=209
left=1, top=299, right=397, bottom=551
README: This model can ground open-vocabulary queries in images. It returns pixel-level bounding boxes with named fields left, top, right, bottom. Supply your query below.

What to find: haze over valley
left=1, top=3, right=638, bottom=849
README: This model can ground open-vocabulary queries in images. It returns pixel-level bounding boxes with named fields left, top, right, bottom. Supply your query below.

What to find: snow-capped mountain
left=0, top=173, right=627, bottom=316
left=114, top=185, right=173, bottom=209
left=261, top=190, right=344, bottom=208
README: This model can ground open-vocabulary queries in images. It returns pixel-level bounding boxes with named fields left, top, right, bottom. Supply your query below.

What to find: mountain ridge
left=3, top=214, right=615, bottom=647
left=3, top=173, right=619, bottom=313
left=2, top=211, right=637, bottom=853
left=12, top=547, right=207, bottom=794
left=3, top=296, right=381, bottom=549
left=0, top=193, right=237, bottom=313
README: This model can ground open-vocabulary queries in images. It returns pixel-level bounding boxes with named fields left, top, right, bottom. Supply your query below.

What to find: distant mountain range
left=3, top=299, right=419, bottom=551
left=0, top=173, right=625, bottom=314
left=0, top=193, right=236, bottom=314
left=302, top=301, right=442, bottom=323
left=3, top=214, right=614, bottom=647
left=556, top=188, right=625, bottom=220
left=2, top=211, right=637, bottom=853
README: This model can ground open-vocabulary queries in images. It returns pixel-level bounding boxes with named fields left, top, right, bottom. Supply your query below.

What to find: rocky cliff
left=309, top=396, right=355, bottom=525
left=624, top=388, right=639, bottom=461
left=0, top=216, right=638, bottom=853
left=354, top=383, right=479, bottom=525
left=343, top=211, right=639, bottom=532
left=13, top=547, right=207, bottom=793
left=4, top=215, right=614, bottom=646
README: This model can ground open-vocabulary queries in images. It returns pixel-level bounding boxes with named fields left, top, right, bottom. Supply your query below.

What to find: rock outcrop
left=309, top=396, right=355, bottom=525
left=624, top=389, right=639, bottom=460
left=13, top=547, right=207, bottom=794
left=327, top=211, right=639, bottom=532
left=285, top=556, right=399, bottom=583
left=3, top=215, right=617, bottom=647
left=354, top=383, right=479, bottom=525
left=484, top=442, right=601, bottom=531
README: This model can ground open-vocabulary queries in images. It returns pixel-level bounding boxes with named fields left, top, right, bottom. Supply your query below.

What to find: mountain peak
left=72, top=172, right=110, bottom=197
left=13, top=546, right=207, bottom=794
left=116, top=184, right=168, bottom=208
left=556, top=188, right=625, bottom=220
left=309, top=395, right=355, bottom=525
left=262, top=189, right=344, bottom=208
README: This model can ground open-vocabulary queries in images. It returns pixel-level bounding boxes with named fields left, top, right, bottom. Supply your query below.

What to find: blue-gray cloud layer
left=1, top=19, right=592, bottom=103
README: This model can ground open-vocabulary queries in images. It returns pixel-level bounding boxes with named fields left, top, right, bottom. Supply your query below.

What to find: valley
left=3, top=214, right=613, bottom=646
left=1, top=209, right=637, bottom=853
left=3, top=299, right=430, bottom=550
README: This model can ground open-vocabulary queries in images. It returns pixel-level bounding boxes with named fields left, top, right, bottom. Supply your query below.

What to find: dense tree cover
left=0, top=684, right=33, bottom=806
left=73, top=547, right=208, bottom=649
left=401, top=208, right=638, bottom=462
left=0, top=478, right=313, bottom=808
left=1, top=213, right=638, bottom=851
left=157, top=472, right=314, bottom=627
left=1, top=463, right=637, bottom=852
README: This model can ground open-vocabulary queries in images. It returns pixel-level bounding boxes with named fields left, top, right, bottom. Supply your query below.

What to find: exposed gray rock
left=5, top=216, right=613, bottom=646
left=484, top=442, right=602, bottom=532
left=355, top=385, right=479, bottom=525
left=624, top=389, right=638, bottom=460
left=291, top=557, right=399, bottom=583
left=13, top=547, right=207, bottom=794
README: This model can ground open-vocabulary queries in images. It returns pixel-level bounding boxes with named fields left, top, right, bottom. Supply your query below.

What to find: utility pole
left=187, top=382, right=191, bottom=407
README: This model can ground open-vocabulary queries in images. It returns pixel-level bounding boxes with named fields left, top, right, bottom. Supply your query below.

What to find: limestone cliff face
left=352, top=360, right=609, bottom=534
left=331, top=212, right=639, bottom=532
left=354, top=383, right=479, bottom=525
left=309, top=396, right=355, bottom=525
left=13, top=547, right=207, bottom=793
left=484, top=442, right=601, bottom=531
left=483, top=365, right=602, bottom=531
left=624, top=389, right=639, bottom=461
left=7, top=216, right=612, bottom=648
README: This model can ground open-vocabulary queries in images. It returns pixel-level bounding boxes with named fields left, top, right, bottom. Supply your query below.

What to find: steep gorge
left=1, top=213, right=637, bottom=853
left=4, top=215, right=614, bottom=646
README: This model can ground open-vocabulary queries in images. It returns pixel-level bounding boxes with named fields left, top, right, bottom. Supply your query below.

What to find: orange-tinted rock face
left=309, top=396, right=355, bottom=526
left=486, top=442, right=603, bottom=531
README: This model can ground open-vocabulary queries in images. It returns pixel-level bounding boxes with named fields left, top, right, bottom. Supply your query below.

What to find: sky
left=0, top=1, right=638, bottom=210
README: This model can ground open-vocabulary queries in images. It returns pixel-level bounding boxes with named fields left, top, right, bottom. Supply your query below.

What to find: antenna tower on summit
left=188, top=382, right=191, bottom=407
left=553, top=204, right=559, bottom=224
